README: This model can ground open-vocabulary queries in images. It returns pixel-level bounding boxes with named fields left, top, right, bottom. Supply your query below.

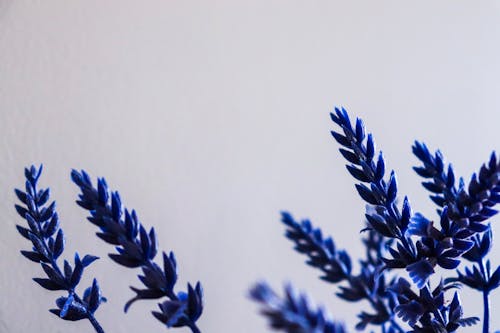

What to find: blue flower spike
left=71, top=170, right=203, bottom=333
left=413, top=141, right=500, bottom=333
left=15, top=165, right=106, bottom=333
left=280, top=212, right=401, bottom=331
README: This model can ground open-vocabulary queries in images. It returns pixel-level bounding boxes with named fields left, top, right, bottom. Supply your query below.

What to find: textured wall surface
left=1, top=1, right=500, bottom=332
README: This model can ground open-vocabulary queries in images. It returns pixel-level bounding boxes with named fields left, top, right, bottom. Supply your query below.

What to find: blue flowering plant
left=14, top=107, right=500, bottom=333
left=14, top=167, right=203, bottom=333
left=250, top=108, right=500, bottom=333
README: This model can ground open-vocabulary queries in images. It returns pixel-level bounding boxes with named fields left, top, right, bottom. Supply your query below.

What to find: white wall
left=1, top=1, right=500, bottom=332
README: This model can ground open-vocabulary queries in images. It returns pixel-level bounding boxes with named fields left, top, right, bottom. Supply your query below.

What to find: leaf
left=96, top=232, right=119, bottom=245
left=64, top=260, right=73, bottom=279
left=33, top=278, right=65, bottom=291
left=374, top=154, right=385, bottom=181
left=37, top=188, right=50, bottom=206
left=43, top=214, right=59, bottom=238
left=488, top=265, right=500, bottom=291
left=41, top=263, right=64, bottom=285
left=422, top=181, right=443, bottom=194
left=25, top=214, right=40, bottom=233
left=346, top=165, right=370, bottom=182
left=339, top=148, right=359, bottom=165
left=97, top=178, right=109, bottom=205
left=448, top=292, right=462, bottom=323
left=82, top=255, right=99, bottom=267
left=366, top=134, right=375, bottom=160
left=139, top=225, right=150, bottom=260
left=14, top=204, right=28, bottom=219
left=29, top=233, right=49, bottom=259
left=356, top=184, right=378, bottom=205
left=163, top=251, right=178, bottom=289
left=386, top=172, right=398, bottom=203
left=53, top=229, right=65, bottom=259
left=70, top=254, right=84, bottom=288
left=330, top=131, right=349, bottom=147
left=108, top=253, right=142, bottom=268
left=15, top=189, right=28, bottom=204
left=87, top=279, right=102, bottom=313
left=16, top=225, right=31, bottom=240
left=365, top=214, right=393, bottom=238
left=187, top=282, right=203, bottom=321
left=124, top=287, right=164, bottom=312
left=148, top=228, right=158, bottom=260
left=20, top=250, right=45, bottom=263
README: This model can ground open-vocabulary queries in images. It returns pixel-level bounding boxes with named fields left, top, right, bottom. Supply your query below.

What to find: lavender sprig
left=413, top=142, right=500, bottom=230
left=412, top=142, right=458, bottom=211
left=281, top=212, right=401, bottom=331
left=250, top=281, right=347, bottom=333
left=330, top=108, right=423, bottom=283
left=15, top=165, right=105, bottom=333
left=71, top=170, right=203, bottom=333
left=281, top=212, right=352, bottom=284
left=413, top=142, right=500, bottom=333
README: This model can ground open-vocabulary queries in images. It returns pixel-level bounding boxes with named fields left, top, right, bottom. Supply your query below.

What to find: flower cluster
left=15, top=166, right=106, bottom=333
left=251, top=107, right=500, bottom=333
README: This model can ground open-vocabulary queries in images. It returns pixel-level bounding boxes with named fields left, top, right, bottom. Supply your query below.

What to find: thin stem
left=87, top=313, right=105, bottom=333
left=482, top=290, right=490, bottom=333
left=188, top=323, right=201, bottom=333
left=478, top=259, right=490, bottom=333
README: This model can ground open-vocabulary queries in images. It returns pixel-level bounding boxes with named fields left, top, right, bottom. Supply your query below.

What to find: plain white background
left=1, top=1, right=500, bottom=332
